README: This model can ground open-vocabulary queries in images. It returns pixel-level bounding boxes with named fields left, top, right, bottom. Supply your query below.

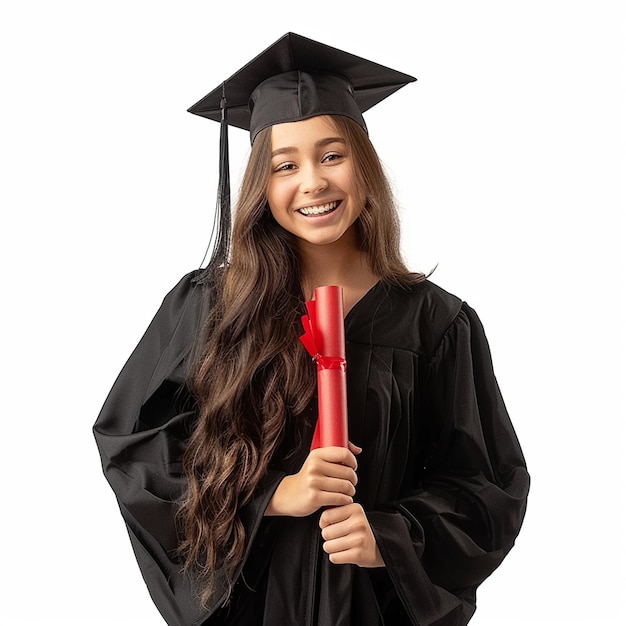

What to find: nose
left=300, top=163, right=328, bottom=194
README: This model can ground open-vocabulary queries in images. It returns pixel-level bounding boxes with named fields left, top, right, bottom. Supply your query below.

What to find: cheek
left=266, top=178, right=296, bottom=216
left=266, top=182, right=287, bottom=224
left=339, top=166, right=363, bottom=203
left=267, top=203, right=281, bottom=224
left=346, top=174, right=366, bottom=212
left=266, top=179, right=283, bottom=210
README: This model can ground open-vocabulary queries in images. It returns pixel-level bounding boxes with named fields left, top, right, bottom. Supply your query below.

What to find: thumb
left=348, top=441, right=363, bottom=455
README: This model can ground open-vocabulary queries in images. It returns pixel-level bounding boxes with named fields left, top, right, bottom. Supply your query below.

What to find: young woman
left=94, top=33, right=529, bottom=625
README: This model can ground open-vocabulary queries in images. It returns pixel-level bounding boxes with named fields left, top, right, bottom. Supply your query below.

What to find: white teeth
left=298, top=201, right=338, bottom=216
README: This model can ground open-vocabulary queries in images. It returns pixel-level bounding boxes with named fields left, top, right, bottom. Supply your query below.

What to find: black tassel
left=200, top=83, right=231, bottom=280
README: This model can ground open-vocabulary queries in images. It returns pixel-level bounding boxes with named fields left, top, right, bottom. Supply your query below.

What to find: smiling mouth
left=297, top=201, right=339, bottom=216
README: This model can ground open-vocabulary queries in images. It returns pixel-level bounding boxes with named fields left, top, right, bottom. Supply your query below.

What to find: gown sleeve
left=367, top=303, right=530, bottom=626
left=93, top=272, right=284, bottom=626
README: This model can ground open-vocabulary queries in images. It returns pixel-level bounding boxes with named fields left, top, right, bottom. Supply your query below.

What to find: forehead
left=270, top=115, right=344, bottom=150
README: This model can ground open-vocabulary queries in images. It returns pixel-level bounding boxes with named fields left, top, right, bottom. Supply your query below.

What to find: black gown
left=93, top=270, right=529, bottom=625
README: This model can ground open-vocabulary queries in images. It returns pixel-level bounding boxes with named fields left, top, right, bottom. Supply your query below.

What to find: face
left=266, top=115, right=365, bottom=250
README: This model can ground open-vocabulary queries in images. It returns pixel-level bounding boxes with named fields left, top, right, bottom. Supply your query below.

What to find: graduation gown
left=93, top=270, right=529, bottom=625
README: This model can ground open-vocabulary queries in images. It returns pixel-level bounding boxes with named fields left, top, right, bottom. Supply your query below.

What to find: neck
left=298, top=231, right=379, bottom=315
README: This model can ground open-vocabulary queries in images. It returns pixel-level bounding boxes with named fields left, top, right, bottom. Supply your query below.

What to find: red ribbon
left=315, top=356, right=347, bottom=371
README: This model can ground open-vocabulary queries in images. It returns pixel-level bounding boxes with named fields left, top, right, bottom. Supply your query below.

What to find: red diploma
left=299, top=285, right=348, bottom=449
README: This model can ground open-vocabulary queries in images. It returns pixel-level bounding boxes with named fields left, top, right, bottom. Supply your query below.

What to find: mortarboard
left=188, top=32, right=416, bottom=274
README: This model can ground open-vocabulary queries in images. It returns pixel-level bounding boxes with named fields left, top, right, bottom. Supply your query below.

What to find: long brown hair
left=177, top=115, right=422, bottom=605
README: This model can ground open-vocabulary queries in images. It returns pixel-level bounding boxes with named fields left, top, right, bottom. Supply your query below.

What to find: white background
left=1, top=1, right=624, bottom=624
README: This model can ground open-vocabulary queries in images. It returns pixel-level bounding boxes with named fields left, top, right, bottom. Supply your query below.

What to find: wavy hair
left=177, top=115, right=423, bottom=606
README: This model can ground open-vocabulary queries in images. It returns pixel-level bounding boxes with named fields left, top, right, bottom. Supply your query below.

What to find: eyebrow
left=271, top=136, right=346, bottom=158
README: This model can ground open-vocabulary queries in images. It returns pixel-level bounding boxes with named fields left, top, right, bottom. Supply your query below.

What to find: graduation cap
left=188, top=32, right=416, bottom=273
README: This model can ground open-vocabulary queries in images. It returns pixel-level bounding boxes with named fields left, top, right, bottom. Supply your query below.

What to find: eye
left=272, top=161, right=297, bottom=174
left=322, top=152, right=343, bottom=163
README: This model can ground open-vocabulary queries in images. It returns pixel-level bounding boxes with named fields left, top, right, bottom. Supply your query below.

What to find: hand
left=265, top=444, right=360, bottom=518
left=319, top=503, right=385, bottom=568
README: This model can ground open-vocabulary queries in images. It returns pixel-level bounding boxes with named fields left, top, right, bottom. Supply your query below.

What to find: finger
left=315, top=447, right=358, bottom=470
left=317, top=492, right=354, bottom=509
left=320, top=506, right=365, bottom=537
left=320, top=518, right=354, bottom=541
left=327, top=545, right=385, bottom=568
left=322, top=532, right=380, bottom=567
left=327, top=547, right=365, bottom=565
left=322, top=535, right=357, bottom=556
left=308, top=458, right=357, bottom=485
left=317, top=462, right=357, bottom=486
left=319, top=503, right=358, bottom=528
left=348, top=441, right=363, bottom=455
left=311, top=476, right=356, bottom=497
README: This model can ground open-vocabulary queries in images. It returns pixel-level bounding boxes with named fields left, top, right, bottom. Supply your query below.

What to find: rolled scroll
left=299, top=285, right=348, bottom=449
